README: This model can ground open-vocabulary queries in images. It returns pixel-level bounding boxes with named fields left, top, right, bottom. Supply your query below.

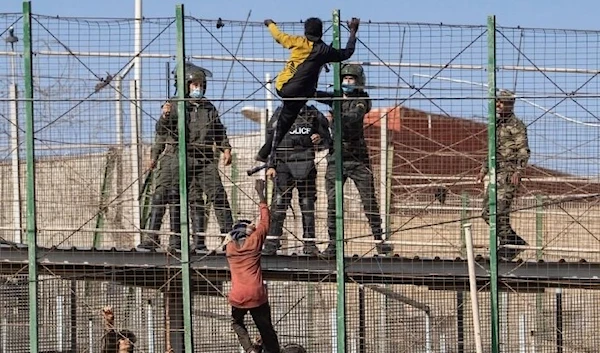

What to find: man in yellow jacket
left=256, top=17, right=360, bottom=168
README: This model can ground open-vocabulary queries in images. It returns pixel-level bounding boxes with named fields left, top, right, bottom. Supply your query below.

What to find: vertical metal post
left=56, top=295, right=64, bottom=352
left=129, top=79, right=142, bottom=244
left=1, top=315, right=6, bottom=353
left=114, top=76, right=124, bottom=226
left=265, top=72, right=274, bottom=135
left=331, top=9, right=347, bottom=353
left=358, top=286, right=365, bottom=353
left=535, top=194, right=544, bottom=345
left=386, top=144, right=394, bottom=235
left=9, top=84, right=22, bottom=244
left=133, top=0, right=143, bottom=192
left=487, top=15, right=500, bottom=353
left=464, top=224, right=484, bottom=353
left=88, top=318, right=93, bottom=353
left=231, top=153, right=239, bottom=222
left=460, top=192, right=469, bottom=258
left=175, top=5, right=194, bottom=353
left=379, top=110, right=389, bottom=353
left=7, top=22, right=22, bottom=244
left=147, top=300, right=155, bottom=353
left=379, top=109, right=388, bottom=240
left=456, top=291, right=464, bottom=353
left=555, top=288, right=563, bottom=353
left=500, top=292, right=508, bottom=352
left=23, top=2, right=39, bottom=352
left=70, top=280, right=77, bottom=353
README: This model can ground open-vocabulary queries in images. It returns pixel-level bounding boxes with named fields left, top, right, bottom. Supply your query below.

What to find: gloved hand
left=348, top=17, right=360, bottom=32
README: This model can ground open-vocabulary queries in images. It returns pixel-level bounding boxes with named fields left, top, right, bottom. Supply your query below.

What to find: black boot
left=498, top=231, right=527, bottom=261
left=137, top=198, right=166, bottom=251
left=168, top=233, right=181, bottom=251
left=376, top=242, right=394, bottom=255
left=303, top=241, right=320, bottom=256
left=191, top=208, right=208, bottom=252
left=321, top=242, right=337, bottom=258
left=137, top=235, right=159, bottom=250
left=262, top=239, right=281, bottom=255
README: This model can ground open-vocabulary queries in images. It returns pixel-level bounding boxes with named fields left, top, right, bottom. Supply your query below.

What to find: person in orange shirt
left=226, top=179, right=280, bottom=353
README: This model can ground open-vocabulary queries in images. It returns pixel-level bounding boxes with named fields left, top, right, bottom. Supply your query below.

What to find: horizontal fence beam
left=3, top=49, right=600, bottom=74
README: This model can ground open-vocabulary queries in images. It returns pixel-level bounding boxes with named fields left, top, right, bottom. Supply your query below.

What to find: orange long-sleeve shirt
left=226, top=202, right=270, bottom=309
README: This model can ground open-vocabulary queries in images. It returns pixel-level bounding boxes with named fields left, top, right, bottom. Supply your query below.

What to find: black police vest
left=276, top=109, right=317, bottom=162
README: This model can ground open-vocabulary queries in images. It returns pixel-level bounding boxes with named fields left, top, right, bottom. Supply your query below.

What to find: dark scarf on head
left=230, top=220, right=251, bottom=241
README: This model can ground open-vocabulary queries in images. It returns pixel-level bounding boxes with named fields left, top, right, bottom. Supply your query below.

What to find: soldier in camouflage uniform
left=477, top=90, right=530, bottom=260
left=316, top=63, right=394, bottom=257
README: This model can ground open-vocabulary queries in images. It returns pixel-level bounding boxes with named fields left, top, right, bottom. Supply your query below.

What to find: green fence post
left=460, top=192, right=470, bottom=258
left=175, top=4, right=194, bottom=352
left=487, top=15, right=500, bottom=353
left=535, top=194, right=545, bottom=342
left=23, top=1, right=39, bottom=352
left=332, top=8, right=347, bottom=353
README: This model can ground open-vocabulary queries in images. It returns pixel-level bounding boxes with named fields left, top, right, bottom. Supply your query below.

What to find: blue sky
left=2, top=0, right=600, bottom=30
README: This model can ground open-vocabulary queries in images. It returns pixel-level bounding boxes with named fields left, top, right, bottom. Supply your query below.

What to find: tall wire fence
left=1, top=3, right=600, bottom=353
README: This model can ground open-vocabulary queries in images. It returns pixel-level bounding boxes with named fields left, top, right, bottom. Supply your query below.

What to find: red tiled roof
left=363, top=106, right=600, bottom=197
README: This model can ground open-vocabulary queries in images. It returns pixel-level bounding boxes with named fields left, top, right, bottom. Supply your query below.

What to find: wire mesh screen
left=1, top=7, right=600, bottom=353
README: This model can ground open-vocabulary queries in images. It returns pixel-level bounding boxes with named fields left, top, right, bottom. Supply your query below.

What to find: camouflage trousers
left=481, top=171, right=519, bottom=241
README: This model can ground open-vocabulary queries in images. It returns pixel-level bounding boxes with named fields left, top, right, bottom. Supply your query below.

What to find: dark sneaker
left=321, top=243, right=337, bottom=258
left=303, top=241, right=320, bottom=256
left=498, top=233, right=527, bottom=261
left=376, top=242, right=394, bottom=255
left=262, top=239, right=281, bottom=255
left=168, top=240, right=181, bottom=252
left=137, top=238, right=158, bottom=251
left=195, top=243, right=208, bottom=252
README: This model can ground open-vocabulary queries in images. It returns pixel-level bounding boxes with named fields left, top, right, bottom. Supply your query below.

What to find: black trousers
left=257, top=97, right=307, bottom=162
left=269, top=162, right=317, bottom=240
left=231, top=302, right=280, bottom=353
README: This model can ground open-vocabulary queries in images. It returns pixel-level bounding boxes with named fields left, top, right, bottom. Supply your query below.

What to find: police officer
left=317, top=63, right=394, bottom=256
left=173, top=62, right=234, bottom=251
left=476, top=89, right=530, bottom=260
left=137, top=100, right=181, bottom=250
left=261, top=104, right=331, bottom=256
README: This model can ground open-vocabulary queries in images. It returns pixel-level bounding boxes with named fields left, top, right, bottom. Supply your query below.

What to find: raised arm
left=323, top=18, right=360, bottom=62
left=265, top=20, right=305, bottom=49
left=253, top=179, right=270, bottom=242
left=150, top=103, right=174, bottom=165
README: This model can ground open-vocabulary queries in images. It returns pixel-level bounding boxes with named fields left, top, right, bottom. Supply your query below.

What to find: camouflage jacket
left=480, top=114, right=530, bottom=175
